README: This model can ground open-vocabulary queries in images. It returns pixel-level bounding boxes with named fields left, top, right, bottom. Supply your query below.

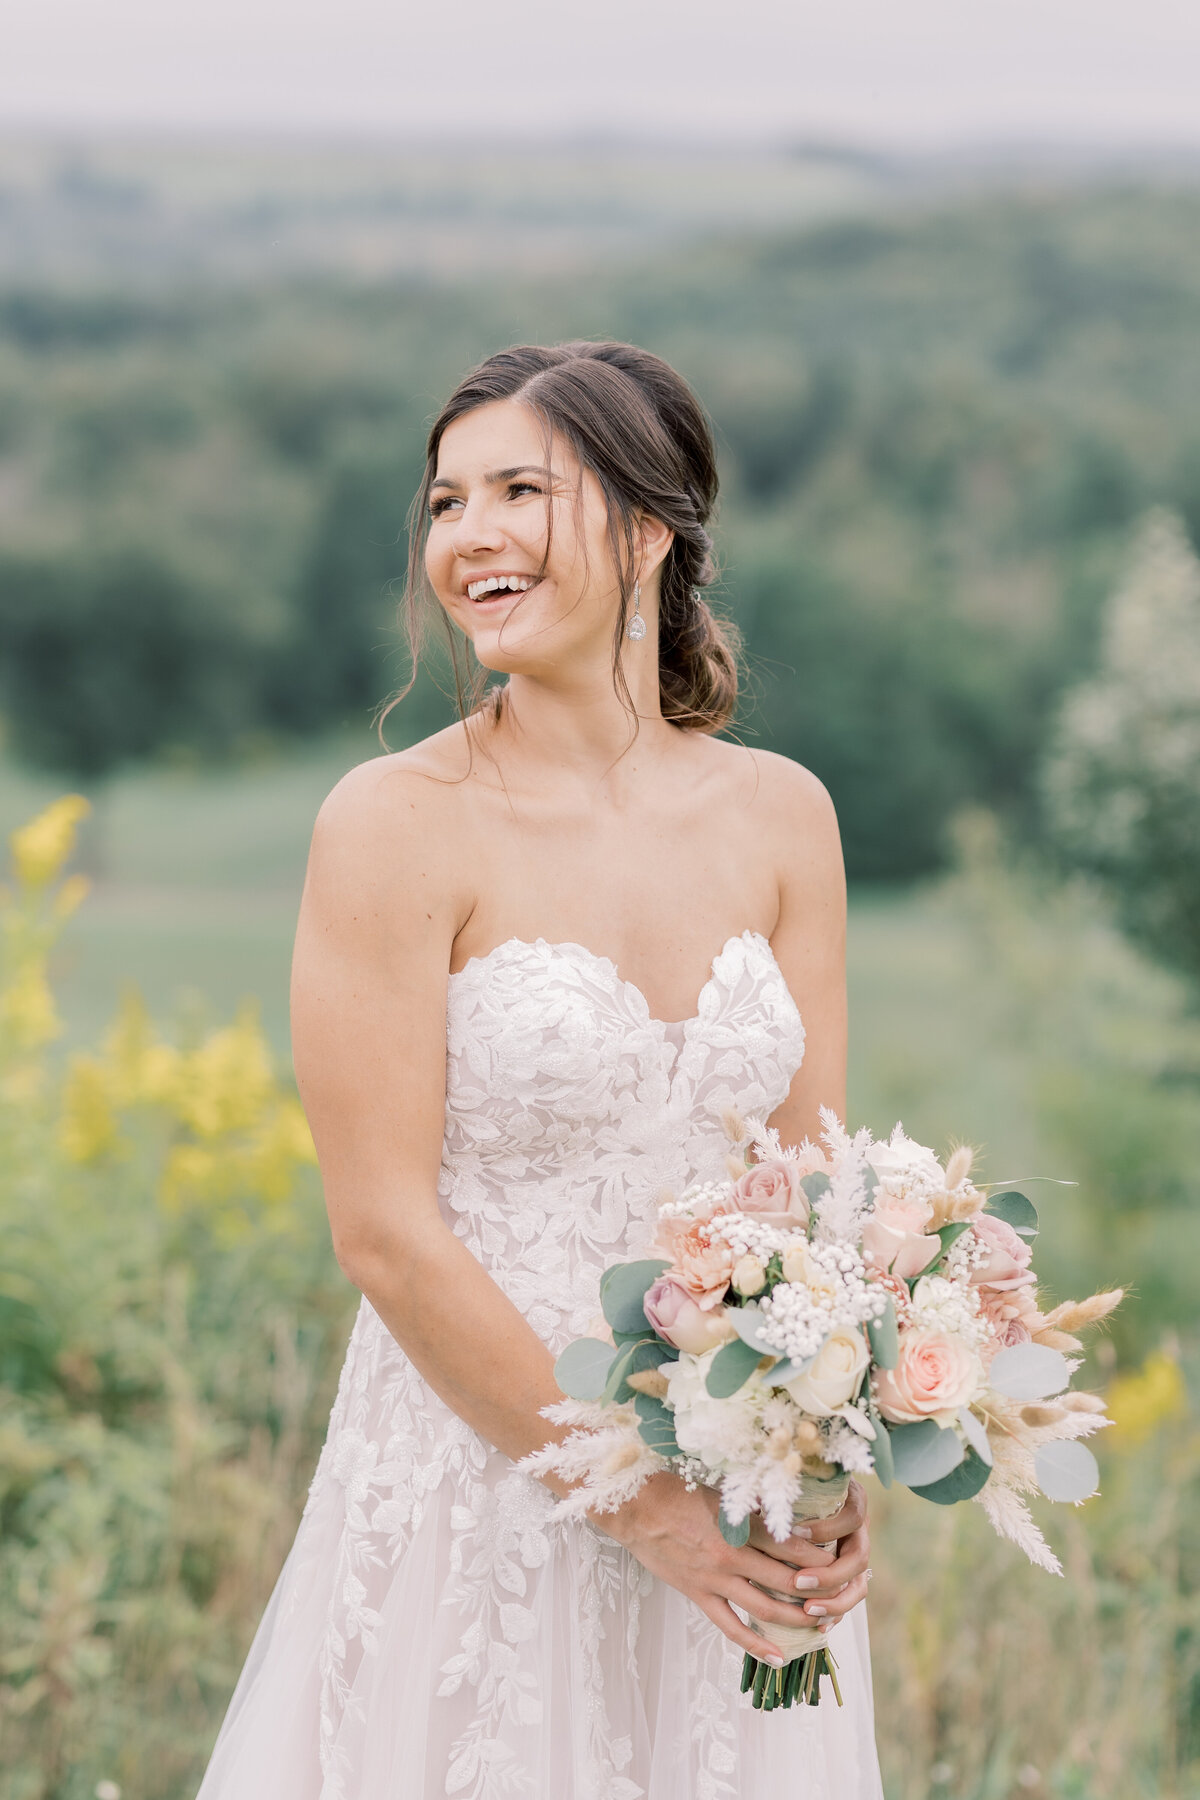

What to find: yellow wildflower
left=9, top=795, right=90, bottom=890
left=1106, top=1351, right=1189, bottom=1445
left=173, top=1005, right=274, bottom=1139
left=103, top=990, right=181, bottom=1108
left=247, top=1098, right=317, bottom=1205
left=60, top=1055, right=122, bottom=1163
left=0, top=962, right=61, bottom=1049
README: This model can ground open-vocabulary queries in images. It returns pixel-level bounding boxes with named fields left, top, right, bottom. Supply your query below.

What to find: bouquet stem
left=742, top=1468, right=850, bottom=1712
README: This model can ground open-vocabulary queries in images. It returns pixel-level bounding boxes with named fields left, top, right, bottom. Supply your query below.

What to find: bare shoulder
left=693, top=739, right=840, bottom=858
left=305, top=724, right=478, bottom=936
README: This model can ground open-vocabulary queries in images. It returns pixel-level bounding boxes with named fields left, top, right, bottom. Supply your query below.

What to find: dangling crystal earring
left=626, top=580, right=646, bottom=641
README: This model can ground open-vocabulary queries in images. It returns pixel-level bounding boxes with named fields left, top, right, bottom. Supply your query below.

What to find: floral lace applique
left=309, top=931, right=806, bottom=1795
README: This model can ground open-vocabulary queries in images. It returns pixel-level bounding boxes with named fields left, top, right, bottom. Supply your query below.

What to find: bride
left=197, top=341, right=883, bottom=1799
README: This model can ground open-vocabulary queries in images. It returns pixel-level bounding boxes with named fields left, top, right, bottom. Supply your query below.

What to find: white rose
left=783, top=1326, right=870, bottom=1417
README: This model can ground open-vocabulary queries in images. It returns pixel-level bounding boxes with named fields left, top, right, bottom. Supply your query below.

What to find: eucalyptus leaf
left=1035, top=1439, right=1100, bottom=1503
left=603, top=1335, right=674, bottom=1404
left=800, top=1171, right=831, bottom=1205
left=983, top=1190, right=1039, bottom=1240
left=600, top=1259, right=670, bottom=1335
left=936, top=1220, right=972, bottom=1257
left=634, top=1392, right=680, bottom=1457
left=988, top=1342, right=1072, bottom=1402
left=706, top=1337, right=765, bottom=1398
left=888, top=1419, right=965, bottom=1488
left=911, top=1447, right=992, bottom=1506
left=728, top=1304, right=777, bottom=1353
left=766, top=1354, right=814, bottom=1386
left=957, top=1406, right=994, bottom=1466
left=867, top=1297, right=899, bottom=1370
left=554, top=1337, right=616, bottom=1402
left=718, top=1504, right=751, bottom=1547
left=868, top=1403, right=893, bottom=1488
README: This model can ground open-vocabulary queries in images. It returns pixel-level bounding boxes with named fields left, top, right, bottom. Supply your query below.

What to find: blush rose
left=874, top=1328, right=982, bottom=1424
left=643, top=1276, right=737, bottom=1355
left=862, top=1193, right=941, bottom=1280
left=970, top=1215, right=1035, bottom=1292
left=729, top=1157, right=812, bottom=1229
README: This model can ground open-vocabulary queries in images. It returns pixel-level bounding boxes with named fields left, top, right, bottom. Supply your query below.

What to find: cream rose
left=862, top=1193, right=941, bottom=1280
left=874, top=1328, right=982, bottom=1424
left=783, top=1325, right=870, bottom=1416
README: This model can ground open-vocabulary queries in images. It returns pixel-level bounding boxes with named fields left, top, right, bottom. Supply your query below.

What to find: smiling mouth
left=465, top=574, right=540, bottom=603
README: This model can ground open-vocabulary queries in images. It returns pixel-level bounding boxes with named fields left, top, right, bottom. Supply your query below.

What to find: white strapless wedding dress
left=197, top=930, right=883, bottom=1800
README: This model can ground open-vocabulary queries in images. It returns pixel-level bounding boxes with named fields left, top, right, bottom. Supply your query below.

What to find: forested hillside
left=1, top=150, right=1199, bottom=877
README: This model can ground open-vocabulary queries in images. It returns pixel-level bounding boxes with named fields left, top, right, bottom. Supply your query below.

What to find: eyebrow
left=429, top=463, right=554, bottom=492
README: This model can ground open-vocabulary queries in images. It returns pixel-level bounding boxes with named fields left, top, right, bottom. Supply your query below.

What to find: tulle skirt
left=196, top=1305, right=883, bottom=1800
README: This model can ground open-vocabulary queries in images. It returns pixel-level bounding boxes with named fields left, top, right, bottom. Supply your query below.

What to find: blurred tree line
left=1, top=183, right=1200, bottom=883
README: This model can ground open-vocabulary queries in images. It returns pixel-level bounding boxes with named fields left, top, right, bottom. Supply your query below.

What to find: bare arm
left=291, top=761, right=573, bottom=1483
left=761, top=758, right=848, bottom=1147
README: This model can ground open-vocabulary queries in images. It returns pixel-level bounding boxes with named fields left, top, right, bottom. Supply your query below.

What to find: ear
left=636, top=512, right=674, bottom=585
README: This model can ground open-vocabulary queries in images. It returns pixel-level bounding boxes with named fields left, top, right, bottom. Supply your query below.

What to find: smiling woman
left=386, top=340, right=739, bottom=742
left=194, top=341, right=881, bottom=1800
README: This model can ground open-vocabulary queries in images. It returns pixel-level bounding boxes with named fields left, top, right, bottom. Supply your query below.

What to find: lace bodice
left=438, top=929, right=807, bottom=1351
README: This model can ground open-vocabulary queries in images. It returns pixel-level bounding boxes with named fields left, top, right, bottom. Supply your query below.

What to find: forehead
left=434, top=399, right=576, bottom=480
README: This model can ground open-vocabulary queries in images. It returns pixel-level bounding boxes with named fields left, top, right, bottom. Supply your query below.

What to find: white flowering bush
left=1043, top=508, right=1200, bottom=984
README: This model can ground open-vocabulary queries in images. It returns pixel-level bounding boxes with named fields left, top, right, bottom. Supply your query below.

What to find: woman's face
left=425, top=399, right=627, bottom=678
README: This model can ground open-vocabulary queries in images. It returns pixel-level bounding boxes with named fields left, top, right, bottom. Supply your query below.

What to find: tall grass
left=0, top=799, right=1195, bottom=1799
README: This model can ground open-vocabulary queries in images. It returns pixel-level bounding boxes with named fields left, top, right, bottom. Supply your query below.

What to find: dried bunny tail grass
left=1032, top=1325, right=1084, bottom=1352
left=725, top=1154, right=749, bottom=1179
left=1061, top=1391, right=1109, bottom=1414
left=625, top=1367, right=670, bottom=1400
left=928, top=1184, right=986, bottom=1229
left=721, top=1106, right=749, bottom=1146
left=1041, top=1290, right=1125, bottom=1332
left=1021, top=1403, right=1068, bottom=1429
left=944, top=1144, right=976, bottom=1188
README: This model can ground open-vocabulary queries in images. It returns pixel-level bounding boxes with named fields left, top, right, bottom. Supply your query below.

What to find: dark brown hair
left=386, top=340, right=740, bottom=737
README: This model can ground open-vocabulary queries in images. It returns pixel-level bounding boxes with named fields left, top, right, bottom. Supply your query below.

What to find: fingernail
left=805, top=1604, right=828, bottom=1617
left=792, top=1526, right=813, bottom=1539
left=793, top=1573, right=820, bottom=1591
left=763, top=1654, right=785, bottom=1668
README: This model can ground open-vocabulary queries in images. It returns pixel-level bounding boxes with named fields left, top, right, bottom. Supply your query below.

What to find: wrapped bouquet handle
left=741, top=1468, right=849, bottom=1711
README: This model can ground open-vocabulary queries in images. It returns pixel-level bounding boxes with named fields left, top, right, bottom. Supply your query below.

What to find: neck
left=482, top=633, right=678, bottom=788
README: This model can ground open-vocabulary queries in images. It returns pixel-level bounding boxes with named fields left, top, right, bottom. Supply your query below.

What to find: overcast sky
left=4, top=0, right=1200, bottom=148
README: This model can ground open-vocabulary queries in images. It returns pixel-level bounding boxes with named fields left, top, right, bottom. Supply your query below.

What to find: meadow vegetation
left=0, top=795, right=1194, bottom=1800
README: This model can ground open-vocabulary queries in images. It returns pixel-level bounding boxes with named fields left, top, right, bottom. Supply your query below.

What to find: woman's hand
left=601, top=1473, right=867, bottom=1663
left=747, top=1478, right=871, bottom=1626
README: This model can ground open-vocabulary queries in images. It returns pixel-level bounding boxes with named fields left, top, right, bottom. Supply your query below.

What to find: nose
left=450, top=489, right=506, bottom=557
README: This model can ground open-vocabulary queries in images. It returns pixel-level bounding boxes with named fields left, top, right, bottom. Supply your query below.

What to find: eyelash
left=429, top=480, right=543, bottom=520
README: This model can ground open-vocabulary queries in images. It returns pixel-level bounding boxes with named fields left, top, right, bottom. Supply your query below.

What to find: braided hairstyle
left=397, top=339, right=740, bottom=734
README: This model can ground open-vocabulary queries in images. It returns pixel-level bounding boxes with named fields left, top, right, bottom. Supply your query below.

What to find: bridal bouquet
left=521, top=1108, right=1121, bottom=1712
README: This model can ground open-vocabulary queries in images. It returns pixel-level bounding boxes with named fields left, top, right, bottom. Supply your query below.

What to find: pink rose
left=729, top=1157, right=811, bottom=1229
left=970, top=1215, right=1035, bottom=1293
left=874, top=1328, right=982, bottom=1424
left=651, top=1219, right=734, bottom=1307
left=862, top=1194, right=941, bottom=1281
left=643, top=1276, right=737, bottom=1355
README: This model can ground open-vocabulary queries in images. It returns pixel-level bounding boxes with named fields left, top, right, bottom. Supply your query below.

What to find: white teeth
left=467, top=575, right=534, bottom=600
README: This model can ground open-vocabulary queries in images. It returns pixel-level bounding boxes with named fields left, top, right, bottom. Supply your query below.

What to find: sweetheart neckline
left=447, top=928, right=782, bottom=1033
